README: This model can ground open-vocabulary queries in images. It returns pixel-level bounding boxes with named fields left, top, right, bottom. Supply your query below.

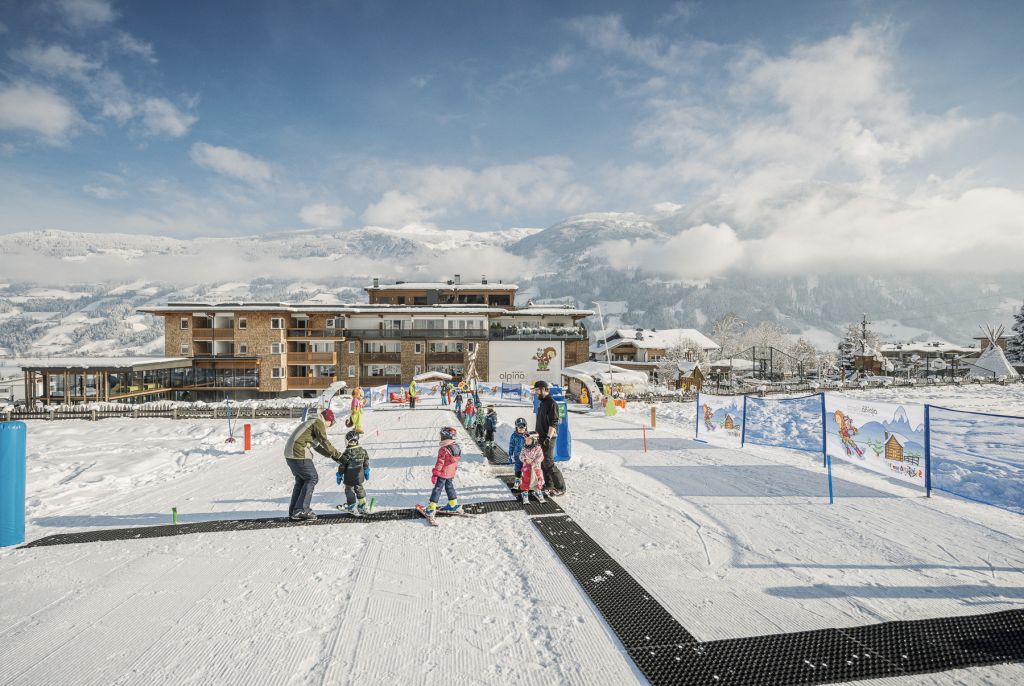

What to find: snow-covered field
left=2, top=387, right=1024, bottom=684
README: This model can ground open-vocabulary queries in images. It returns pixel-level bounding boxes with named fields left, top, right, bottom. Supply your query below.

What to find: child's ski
left=436, top=508, right=472, bottom=518
left=415, top=504, right=438, bottom=526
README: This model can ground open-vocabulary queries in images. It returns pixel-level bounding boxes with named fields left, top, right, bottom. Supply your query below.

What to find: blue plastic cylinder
left=0, top=421, right=27, bottom=547
left=551, top=385, right=571, bottom=462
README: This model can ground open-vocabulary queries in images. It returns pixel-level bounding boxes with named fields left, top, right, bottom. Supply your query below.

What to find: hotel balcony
left=347, top=328, right=487, bottom=340
left=286, top=328, right=346, bottom=339
left=286, top=352, right=337, bottom=364
left=192, top=327, right=235, bottom=340
left=362, top=352, right=401, bottom=363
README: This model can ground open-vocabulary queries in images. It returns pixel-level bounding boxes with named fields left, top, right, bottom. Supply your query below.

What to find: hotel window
left=271, top=367, right=284, bottom=379
left=415, top=343, right=422, bottom=354
left=348, top=341, right=355, bottom=353
left=239, top=344, right=248, bottom=354
left=238, top=317, right=247, bottom=330
left=180, top=317, right=189, bottom=329
left=348, top=365, right=355, bottom=378
left=468, top=342, right=476, bottom=352
left=271, top=318, right=284, bottom=329
left=179, top=343, right=189, bottom=355
left=271, top=343, right=283, bottom=354
left=326, top=318, right=335, bottom=329
left=414, top=365, right=421, bottom=375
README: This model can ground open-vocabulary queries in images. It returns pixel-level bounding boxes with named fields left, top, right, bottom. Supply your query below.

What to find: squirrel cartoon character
left=834, top=410, right=864, bottom=457
left=702, top=403, right=716, bottom=431
left=533, top=346, right=557, bottom=372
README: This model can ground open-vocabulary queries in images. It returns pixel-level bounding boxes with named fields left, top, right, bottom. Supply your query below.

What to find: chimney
left=481, top=274, right=488, bottom=284
left=372, top=278, right=379, bottom=288
left=454, top=274, right=461, bottom=285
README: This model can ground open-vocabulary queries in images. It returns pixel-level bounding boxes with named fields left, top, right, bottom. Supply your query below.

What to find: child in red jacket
left=426, top=426, right=463, bottom=518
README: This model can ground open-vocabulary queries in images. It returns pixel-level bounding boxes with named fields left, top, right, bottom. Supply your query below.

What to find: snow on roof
left=562, top=361, right=649, bottom=386
left=15, top=357, right=191, bottom=370
left=367, top=282, right=518, bottom=291
left=502, top=306, right=593, bottom=317
left=880, top=340, right=978, bottom=355
left=592, top=328, right=719, bottom=355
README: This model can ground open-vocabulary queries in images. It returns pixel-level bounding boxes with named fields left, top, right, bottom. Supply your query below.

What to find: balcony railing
left=192, top=327, right=235, bottom=340
left=362, top=352, right=401, bottom=363
left=286, top=328, right=346, bottom=339
left=287, top=352, right=337, bottom=364
left=363, top=375, right=402, bottom=386
left=347, top=328, right=487, bottom=340
left=425, top=351, right=465, bottom=363
left=287, top=376, right=334, bottom=389
left=489, top=327, right=586, bottom=341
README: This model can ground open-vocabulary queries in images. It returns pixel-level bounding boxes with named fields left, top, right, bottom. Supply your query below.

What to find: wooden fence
left=2, top=404, right=308, bottom=422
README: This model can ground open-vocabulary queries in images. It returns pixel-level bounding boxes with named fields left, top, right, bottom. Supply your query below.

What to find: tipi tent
left=968, top=326, right=1021, bottom=380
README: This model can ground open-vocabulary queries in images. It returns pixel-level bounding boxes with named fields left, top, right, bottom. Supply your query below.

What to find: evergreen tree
left=1008, top=301, right=1024, bottom=364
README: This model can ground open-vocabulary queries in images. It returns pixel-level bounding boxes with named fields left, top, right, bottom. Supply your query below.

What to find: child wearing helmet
left=474, top=401, right=487, bottom=440
left=335, top=429, right=372, bottom=515
left=426, top=426, right=463, bottom=518
left=463, top=398, right=476, bottom=430
left=454, top=390, right=463, bottom=414
left=508, top=417, right=528, bottom=485
left=484, top=405, right=498, bottom=447
left=518, top=432, right=546, bottom=504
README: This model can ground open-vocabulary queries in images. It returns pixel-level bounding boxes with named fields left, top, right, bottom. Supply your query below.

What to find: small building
left=884, top=432, right=906, bottom=462
left=723, top=414, right=735, bottom=430
left=590, top=327, right=719, bottom=383
left=677, top=361, right=705, bottom=392
left=20, top=357, right=202, bottom=405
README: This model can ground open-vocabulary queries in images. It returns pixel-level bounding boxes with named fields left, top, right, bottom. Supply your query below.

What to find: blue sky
left=1, top=0, right=1023, bottom=274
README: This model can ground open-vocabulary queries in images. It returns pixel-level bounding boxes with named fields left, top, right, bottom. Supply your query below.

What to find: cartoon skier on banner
left=834, top=410, right=865, bottom=457
left=702, top=403, right=716, bottom=431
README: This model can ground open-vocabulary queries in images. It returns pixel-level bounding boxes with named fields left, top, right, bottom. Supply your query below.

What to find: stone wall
left=339, top=338, right=361, bottom=387
left=234, top=312, right=287, bottom=392
left=400, top=339, right=426, bottom=383
left=564, top=339, right=589, bottom=367
left=163, top=315, right=191, bottom=358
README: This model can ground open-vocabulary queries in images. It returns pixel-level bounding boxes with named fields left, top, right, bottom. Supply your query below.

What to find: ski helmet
left=321, top=408, right=336, bottom=424
left=440, top=426, right=458, bottom=441
left=345, top=429, right=360, bottom=445
left=525, top=431, right=540, bottom=443
left=514, top=417, right=528, bottom=429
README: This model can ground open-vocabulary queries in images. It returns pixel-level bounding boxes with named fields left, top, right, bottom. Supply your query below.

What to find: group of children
left=287, top=400, right=545, bottom=524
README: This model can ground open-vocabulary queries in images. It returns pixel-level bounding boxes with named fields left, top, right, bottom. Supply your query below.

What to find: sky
left=1, top=0, right=1023, bottom=278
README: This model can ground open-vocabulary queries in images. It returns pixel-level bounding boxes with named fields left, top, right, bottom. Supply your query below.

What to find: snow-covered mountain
left=0, top=215, right=1020, bottom=358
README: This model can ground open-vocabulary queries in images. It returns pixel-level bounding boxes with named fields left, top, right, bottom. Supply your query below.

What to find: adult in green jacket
left=283, top=408, right=342, bottom=521
left=408, top=378, right=418, bottom=409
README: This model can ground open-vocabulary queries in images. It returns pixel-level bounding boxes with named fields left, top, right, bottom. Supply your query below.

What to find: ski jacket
left=432, top=440, right=462, bottom=479
left=338, top=445, right=370, bottom=486
left=520, top=444, right=544, bottom=469
left=535, top=395, right=560, bottom=443
left=519, top=444, right=545, bottom=491
left=408, top=380, right=417, bottom=398
left=485, top=412, right=498, bottom=432
left=475, top=409, right=487, bottom=426
left=284, top=417, right=342, bottom=461
left=508, top=430, right=526, bottom=463
left=465, top=404, right=476, bottom=416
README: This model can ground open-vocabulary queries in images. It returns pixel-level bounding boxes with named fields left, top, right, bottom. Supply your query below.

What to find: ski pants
left=485, top=428, right=494, bottom=443
left=287, top=458, right=319, bottom=515
left=409, top=395, right=416, bottom=409
left=345, top=483, right=366, bottom=506
left=429, top=477, right=458, bottom=505
left=540, top=438, right=566, bottom=491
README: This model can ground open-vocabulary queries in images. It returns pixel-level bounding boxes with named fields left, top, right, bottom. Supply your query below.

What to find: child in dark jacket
left=508, top=417, right=528, bottom=484
left=335, top=430, right=371, bottom=515
left=454, top=392, right=463, bottom=414
left=426, top=426, right=463, bottom=518
left=484, top=406, right=498, bottom=447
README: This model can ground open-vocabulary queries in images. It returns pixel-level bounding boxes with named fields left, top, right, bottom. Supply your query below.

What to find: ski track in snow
left=1, top=389, right=1024, bottom=684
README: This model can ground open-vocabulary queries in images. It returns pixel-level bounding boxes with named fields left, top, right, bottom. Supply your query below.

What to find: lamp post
left=592, top=301, right=615, bottom=392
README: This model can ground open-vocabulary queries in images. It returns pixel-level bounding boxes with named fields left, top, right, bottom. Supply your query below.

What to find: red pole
left=243, top=423, right=251, bottom=451
left=642, top=425, right=647, bottom=452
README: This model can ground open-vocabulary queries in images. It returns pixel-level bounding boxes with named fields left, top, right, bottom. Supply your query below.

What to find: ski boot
left=357, top=500, right=371, bottom=516
left=438, top=501, right=463, bottom=515
left=512, top=477, right=521, bottom=490
left=339, top=503, right=357, bottom=516
left=521, top=491, right=530, bottom=505
left=535, top=491, right=546, bottom=503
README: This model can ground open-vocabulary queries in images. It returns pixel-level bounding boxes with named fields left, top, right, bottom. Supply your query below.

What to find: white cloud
left=82, top=173, right=126, bottom=199
left=11, top=43, right=99, bottom=77
left=190, top=142, right=272, bottom=185
left=299, top=203, right=351, bottom=228
left=53, top=0, right=117, bottom=30
left=361, top=157, right=593, bottom=227
left=597, top=223, right=743, bottom=277
left=113, top=32, right=157, bottom=64
left=140, top=97, right=197, bottom=137
left=0, top=82, right=79, bottom=144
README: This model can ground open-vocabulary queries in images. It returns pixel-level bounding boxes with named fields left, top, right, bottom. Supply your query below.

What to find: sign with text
left=488, top=341, right=564, bottom=386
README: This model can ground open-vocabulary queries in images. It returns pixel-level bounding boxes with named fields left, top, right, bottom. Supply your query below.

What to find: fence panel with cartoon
left=743, top=394, right=824, bottom=453
left=695, top=393, right=744, bottom=447
left=824, top=394, right=926, bottom=488
left=928, top=406, right=1024, bottom=514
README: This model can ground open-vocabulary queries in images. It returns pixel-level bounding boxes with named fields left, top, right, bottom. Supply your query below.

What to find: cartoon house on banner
left=824, top=395, right=926, bottom=485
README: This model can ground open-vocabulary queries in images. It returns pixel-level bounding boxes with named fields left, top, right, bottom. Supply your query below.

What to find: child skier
left=484, top=406, right=498, bottom=447
left=518, top=432, right=546, bottom=504
left=425, top=426, right=463, bottom=519
left=335, top=430, right=371, bottom=515
left=474, top=402, right=487, bottom=441
left=454, top=391, right=463, bottom=414
left=463, top=399, right=476, bottom=429
left=508, top=417, right=528, bottom=484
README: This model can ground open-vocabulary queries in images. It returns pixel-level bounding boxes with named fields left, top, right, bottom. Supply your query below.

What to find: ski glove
left=431, top=469, right=439, bottom=485
left=363, top=468, right=370, bottom=481
left=336, top=469, right=343, bottom=485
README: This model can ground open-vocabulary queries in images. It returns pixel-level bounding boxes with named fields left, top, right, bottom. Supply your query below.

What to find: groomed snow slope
left=2, top=393, right=1024, bottom=685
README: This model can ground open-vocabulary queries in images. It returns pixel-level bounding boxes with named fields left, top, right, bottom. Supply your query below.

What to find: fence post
left=650, top=406, right=656, bottom=429
left=826, top=454, right=834, bottom=505
left=741, top=395, right=747, bottom=448
left=0, top=421, right=27, bottom=547
left=924, top=404, right=932, bottom=498
left=642, top=425, right=647, bottom=452
left=244, top=423, right=252, bottom=452
left=173, top=407, right=178, bottom=420
left=694, top=393, right=700, bottom=439
left=820, top=392, right=827, bottom=468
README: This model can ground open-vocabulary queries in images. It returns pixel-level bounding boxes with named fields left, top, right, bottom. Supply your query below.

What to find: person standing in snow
left=533, top=380, right=566, bottom=496
left=454, top=390, right=463, bottom=414
left=484, top=405, right=498, bottom=447
left=425, top=426, right=463, bottom=519
left=408, top=378, right=418, bottom=409
left=335, top=430, right=371, bottom=515
left=518, top=432, right=546, bottom=504
left=283, top=408, right=342, bottom=521
left=463, top=398, right=476, bottom=429
left=474, top=402, right=487, bottom=441
left=508, top=417, right=528, bottom=485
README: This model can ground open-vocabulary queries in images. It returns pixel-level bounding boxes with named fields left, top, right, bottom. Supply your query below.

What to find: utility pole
left=860, top=313, right=869, bottom=355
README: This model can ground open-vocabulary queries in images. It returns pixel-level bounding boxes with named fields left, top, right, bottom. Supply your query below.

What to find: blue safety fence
left=743, top=394, right=824, bottom=453
left=927, top=405, right=1024, bottom=515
